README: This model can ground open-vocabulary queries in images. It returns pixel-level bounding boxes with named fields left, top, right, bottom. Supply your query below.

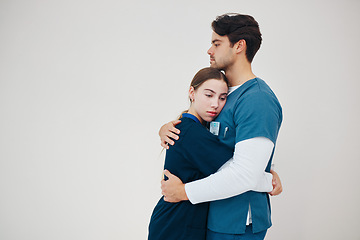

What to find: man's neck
left=225, top=61, right=256, bottom=87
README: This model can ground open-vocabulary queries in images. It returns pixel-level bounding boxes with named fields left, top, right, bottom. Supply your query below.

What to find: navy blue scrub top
left=148, top=114, right=234, bottom=240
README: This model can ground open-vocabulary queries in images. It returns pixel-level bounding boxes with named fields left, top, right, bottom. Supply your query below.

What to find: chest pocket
left=220, top=125, right=236, bottom=148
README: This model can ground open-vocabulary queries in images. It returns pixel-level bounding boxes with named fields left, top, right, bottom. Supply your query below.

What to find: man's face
left=207, top=32, right=236, bottom=71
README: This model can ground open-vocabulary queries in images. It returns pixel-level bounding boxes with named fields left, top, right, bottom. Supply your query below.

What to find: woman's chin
left=203, top=117, right=216, bottom=123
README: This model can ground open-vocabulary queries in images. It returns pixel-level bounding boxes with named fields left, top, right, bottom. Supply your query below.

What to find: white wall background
left=1, top=0, right=359, bottom=239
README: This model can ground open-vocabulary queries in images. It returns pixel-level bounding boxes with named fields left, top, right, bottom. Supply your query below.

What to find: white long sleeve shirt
left=185, top=137, right=274, bottom=225
left=185, top=137, right=274, bottom=204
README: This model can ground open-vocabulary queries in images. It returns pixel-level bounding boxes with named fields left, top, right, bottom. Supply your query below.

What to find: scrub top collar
left=181, top=113, right=201, bottom=124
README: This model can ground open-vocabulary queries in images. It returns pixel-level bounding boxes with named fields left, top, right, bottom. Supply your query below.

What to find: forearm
left=185, top=137, right=274, bottom=204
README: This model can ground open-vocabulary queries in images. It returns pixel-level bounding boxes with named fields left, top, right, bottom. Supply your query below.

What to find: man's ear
left=234, top=39, right=246, bottom=54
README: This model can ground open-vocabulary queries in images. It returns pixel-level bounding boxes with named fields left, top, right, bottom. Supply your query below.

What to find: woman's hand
left=159, top=120, right=181, bottom=149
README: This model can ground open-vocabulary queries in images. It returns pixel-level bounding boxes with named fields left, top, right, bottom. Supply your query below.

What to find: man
left=160, top=13, right=283, bottom=239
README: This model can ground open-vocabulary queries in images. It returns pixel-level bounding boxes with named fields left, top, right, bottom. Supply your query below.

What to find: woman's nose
left=211, top=99, right=219, bottom=109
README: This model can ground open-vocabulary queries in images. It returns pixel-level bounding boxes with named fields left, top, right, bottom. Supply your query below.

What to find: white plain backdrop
left=1, top=0, right=360, bottom=239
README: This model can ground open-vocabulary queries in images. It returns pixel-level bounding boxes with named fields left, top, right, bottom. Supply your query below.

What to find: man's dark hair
left=212, top=13, right=262, bottom=63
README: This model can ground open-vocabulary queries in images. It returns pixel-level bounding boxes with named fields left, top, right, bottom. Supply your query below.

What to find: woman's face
left=188, top=79, right=228, bottom=123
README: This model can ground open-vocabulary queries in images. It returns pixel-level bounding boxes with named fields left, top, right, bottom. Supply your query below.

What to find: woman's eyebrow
left=204, top=89, right=228, bottom=95
left=203, top=89, right=216, bottom=93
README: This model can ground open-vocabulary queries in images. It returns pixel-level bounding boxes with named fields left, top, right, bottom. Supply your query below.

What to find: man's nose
left=207, top=47, right=213, bottom=56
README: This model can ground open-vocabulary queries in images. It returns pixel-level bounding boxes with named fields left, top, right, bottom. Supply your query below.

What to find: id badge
left=209, top=121, right=220, bottom=136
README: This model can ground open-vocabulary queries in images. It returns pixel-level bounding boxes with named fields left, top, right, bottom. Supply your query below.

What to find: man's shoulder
left=245, top=78, right=274, bottom=94
left=229, top=78, right=272, bottom=99
left=232, top=79, right=282, bottom=117
left=240, top=78, right=279, bottom=104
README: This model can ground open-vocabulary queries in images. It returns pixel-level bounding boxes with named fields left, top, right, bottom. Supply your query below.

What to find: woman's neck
left=187, top=108, right=203, bottom=124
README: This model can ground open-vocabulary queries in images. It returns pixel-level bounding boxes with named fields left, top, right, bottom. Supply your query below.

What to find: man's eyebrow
left=212, top=39, right=221, bottom=44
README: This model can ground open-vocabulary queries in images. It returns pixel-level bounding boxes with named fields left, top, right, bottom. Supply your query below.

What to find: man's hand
left=159, top=120, right=181, bottom=149
left=161, top=170, right=188, bottom=202
left=269, top=169, right=283, bottom=196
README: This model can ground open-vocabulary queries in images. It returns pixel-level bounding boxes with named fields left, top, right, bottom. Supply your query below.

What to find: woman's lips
left=207, top=111, right=217, bottom=117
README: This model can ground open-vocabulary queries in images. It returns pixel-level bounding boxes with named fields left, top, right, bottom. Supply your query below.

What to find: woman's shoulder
left=177, top=118, right=217, bottom=141
left=177, top=118, right=202, bottom=135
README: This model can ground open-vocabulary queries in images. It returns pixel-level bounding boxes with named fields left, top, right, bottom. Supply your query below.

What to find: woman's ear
left=189, top=86, right=195, bottom=102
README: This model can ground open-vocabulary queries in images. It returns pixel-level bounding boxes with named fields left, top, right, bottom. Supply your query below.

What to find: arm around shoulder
left=159, top=120, right=181, bottom=149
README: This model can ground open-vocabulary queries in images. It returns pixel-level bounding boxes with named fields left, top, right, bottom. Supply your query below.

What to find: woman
left=148, top=67, right=236, bottom=239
